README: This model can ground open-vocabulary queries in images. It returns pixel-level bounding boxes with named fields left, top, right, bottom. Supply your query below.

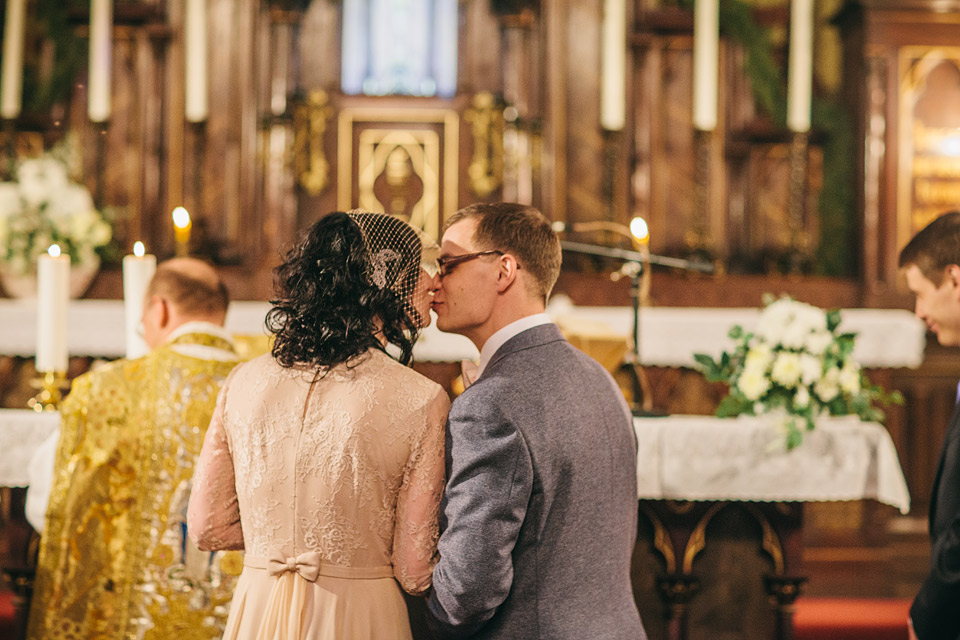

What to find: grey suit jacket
left=427, top=323, right=646, bottom=639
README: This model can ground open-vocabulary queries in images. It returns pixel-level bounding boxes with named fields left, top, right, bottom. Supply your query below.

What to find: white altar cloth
left=2, top=410, right=911, bottom=517
left=0, top=301, right=926, bottom=368
left=634, top=415, right=911, bottom=513
left=0, top=409, right=58, bottom=487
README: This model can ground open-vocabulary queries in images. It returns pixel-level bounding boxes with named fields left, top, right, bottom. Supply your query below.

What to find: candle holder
left=784, top=130, right=812, bottom=274
left=27, top=371, right=67, bottom=413
left=94, top=121, right=108, bottom=209
left=685, top=128, right=718, bottom=269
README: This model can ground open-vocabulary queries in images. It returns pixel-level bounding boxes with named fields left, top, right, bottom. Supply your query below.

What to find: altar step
left=794, top=597, right=912, bottom=640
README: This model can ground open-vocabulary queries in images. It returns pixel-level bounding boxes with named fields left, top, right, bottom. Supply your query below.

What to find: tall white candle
left=787, top=0, right=814, bottom=132
left=88, top=0, right=113, bottom=123
left=692, top=0, right=719, bottom=131
left=0, top=0, right=26, bottom=120
left=36, top=245, right=70, bottom=373
left=122, top=241, right=156, bottom=359
left=600, top=0, right=626, bottom=131
left=184, top=0, right=208, bottom=122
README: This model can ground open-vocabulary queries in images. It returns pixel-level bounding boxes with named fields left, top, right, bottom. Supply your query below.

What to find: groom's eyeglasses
left=437, top=250, right=506, bottom=277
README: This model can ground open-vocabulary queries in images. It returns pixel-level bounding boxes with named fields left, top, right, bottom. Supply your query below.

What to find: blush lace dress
left=187, top=350, right=449, bottom=639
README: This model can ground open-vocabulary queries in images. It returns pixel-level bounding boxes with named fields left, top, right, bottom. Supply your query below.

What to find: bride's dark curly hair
left=266, top=212, right=422, bottom=368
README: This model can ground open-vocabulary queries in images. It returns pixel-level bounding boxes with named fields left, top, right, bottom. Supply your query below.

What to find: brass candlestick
left=785, top=130, right=811, bottom=274
left=686, top=128, right=717, bottom=268
left=27, top=371, right=67, bottom=413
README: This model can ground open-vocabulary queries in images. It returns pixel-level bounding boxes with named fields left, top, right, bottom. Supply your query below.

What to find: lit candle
left=122, top=241, right=156, bottom=359
left=787, top=0, right=814, bottom=132
left=692, top=0, right=719, bottom=131
left=184, top=0, right=208, bottom=122
left=0, top=0, right=26, bottom=120
left=172, top=206, right=192, bottom=256
left=88, top=0, right=113, bottom=123
left=630, top=216, right=650, bottom=245
left=36, top=244, right=70, bottom=373
left=600, top=0, right=626, bottom=131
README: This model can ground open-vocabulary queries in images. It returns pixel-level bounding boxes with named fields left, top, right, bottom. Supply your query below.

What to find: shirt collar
left=476, top=313, right=553, bottom=378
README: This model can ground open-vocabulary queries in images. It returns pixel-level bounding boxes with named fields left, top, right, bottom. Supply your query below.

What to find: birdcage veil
left=346, top=210, right=437, bottom=326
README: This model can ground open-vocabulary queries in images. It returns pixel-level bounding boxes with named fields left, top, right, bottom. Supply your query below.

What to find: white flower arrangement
left=695, top=295, right=902, bottom=449
left=0, top=143, right=112, bottom=275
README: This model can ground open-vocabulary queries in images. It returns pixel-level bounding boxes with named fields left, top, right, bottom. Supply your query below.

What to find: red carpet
left=0, top=588, right=15, bottom=638
left=794, top=597, right=912, bottom=640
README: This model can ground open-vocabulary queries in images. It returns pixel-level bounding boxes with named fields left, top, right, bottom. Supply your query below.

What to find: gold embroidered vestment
left=27, top=334, right=242, bottom=640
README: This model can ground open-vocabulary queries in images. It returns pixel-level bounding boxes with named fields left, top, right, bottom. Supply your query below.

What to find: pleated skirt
left=222, top=564, right=413, bottom=640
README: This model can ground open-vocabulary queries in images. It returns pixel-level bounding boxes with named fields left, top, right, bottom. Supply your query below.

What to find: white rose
left=0, top=182, right=20, bottom=217
left=737, top=367, right=771, bottom=401
left=805, top=331, right=833, bottom=356
left=815, top=367, right=841, bottom=402
left=90, top=219, right=112, bottom=247
left=771, top=352, right=803, bottom=388
left=839, top=362, right=861, bottom=394
left=69, top=210, right=98, bottom=241
left=794, top=386, right=811, bottom=409
left=48, top=184, right=95, bottom=223
left=744, top=343, right=774, bottom=371
left=799, top=353, right=822, bottom=386
left=17, top=158, right=69, bottom=209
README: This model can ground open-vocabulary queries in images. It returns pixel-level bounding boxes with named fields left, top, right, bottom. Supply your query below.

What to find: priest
left=27, top=258, right=242, bottom=640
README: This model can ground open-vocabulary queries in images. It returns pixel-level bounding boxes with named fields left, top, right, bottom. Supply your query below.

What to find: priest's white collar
left=476, top=313, right=552, bottom=378
left=165, top=321, right=234, bottom=344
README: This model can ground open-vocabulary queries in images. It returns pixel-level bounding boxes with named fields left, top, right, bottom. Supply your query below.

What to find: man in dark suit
left=427, top=202, right=646, bottom=639
left=900, top=210, right=960, bottom=640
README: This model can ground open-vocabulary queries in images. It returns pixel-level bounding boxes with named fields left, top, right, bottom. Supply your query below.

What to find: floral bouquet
left=0, top=141, right=112, bottom=275
left=695, top=295, right=902, bottom=449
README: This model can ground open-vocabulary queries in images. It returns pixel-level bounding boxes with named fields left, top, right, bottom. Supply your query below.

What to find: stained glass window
left=341, top=0, right=458, bottom=98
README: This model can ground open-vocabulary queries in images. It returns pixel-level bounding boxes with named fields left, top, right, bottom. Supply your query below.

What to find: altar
left=0, top=407, right=911, bottom=640
left=631, top=415, right=910, bottom=640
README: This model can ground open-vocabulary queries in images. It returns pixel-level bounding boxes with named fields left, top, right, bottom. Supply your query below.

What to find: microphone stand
left=560, top=240, right=714, bottom=417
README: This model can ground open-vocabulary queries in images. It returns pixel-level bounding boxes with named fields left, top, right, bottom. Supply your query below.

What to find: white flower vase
left=0, top=257, right=100, bottom=299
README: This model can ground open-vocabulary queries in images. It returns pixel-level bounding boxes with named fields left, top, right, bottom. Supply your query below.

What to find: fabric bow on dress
left=267, top=551, right=322, bottom=583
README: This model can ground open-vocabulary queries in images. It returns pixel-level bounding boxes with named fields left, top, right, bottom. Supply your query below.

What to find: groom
left=427, top=202, right=646, bottom=639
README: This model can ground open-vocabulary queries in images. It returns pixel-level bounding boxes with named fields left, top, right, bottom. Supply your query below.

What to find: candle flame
left=172, top=207, right=191, bottom=229
left=629, top=217, right=650, bottom=244
left=133, top=241, right=145, bottom=257
left=48, top=244, right=62, bottom=257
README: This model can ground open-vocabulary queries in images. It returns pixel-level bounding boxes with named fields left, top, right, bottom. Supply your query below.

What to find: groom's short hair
left=899, top=210, right=960, bottom=285
left=444, top=203, right=562, bottom=302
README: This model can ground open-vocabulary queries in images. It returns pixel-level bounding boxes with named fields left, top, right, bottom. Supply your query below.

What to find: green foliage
left=673, top=0, right=857, bottom=276
left=22, top=0, right=86, bottom=112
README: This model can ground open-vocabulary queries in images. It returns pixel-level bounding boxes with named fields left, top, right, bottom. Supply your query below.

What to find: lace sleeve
left=187, top=376, right=244, bottom=551
left=392, top=387, right=450, bottom=595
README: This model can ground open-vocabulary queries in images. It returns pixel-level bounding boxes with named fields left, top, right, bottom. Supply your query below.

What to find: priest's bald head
left=140, top=257, right=230, bottom=349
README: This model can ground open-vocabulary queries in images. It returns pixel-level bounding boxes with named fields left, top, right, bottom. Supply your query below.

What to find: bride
left=187, top=211, right=449, bottom=639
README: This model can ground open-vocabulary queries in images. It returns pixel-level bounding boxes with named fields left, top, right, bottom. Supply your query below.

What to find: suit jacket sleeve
left=911, top=432, right=960, bottom=640
left=427, top=391, right=533, bottom=637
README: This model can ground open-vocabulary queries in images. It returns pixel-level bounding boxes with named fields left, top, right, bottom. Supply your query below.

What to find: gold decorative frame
left=898, top=47, right=960, bottom=253
left=293, top=90, right=333, bottom=196
left=338, top=107, right=459, bottom=240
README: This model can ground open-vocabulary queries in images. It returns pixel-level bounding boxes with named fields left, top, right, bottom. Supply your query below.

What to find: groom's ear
left=946, top=265, right=960, bottom=295
left=495, top=254, right=519, bottom=292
